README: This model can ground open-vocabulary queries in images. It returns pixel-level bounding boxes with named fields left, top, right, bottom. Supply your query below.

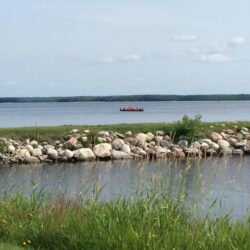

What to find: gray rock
left=93, top=143, right=112, bottom=158
left=30, top=140, right=38, bottom=146
left=97, top=137, right=106, bottom=143
left=156, top=131, right=164, bottom=136
left=16, top=149, right=31, bottom=158
left=125, top=131, right=132, bottom=137
left=74, top=148, right=95, bottom=160
left=171, top=148, right=185, bottom=158
left=121, top=144, right=131, bottom=153
left=210, top=142, right=220, bottom=151
left=126, top=137, right=137, bottom=146
left=136, top=133, right=148, bottom=147
left=98, top=131, right=109, bottom=138
left=64, top=137, right=78, bottom=150
left=25, top=145, right=34, bottom=154
left=178, top=140, right=188, bottom=148
left=146, top=132, right=154, bottom=141
left=112, top=139, right=125, bottom=150
left=7, top=145, right=15, bottom=154
left=47, top=148, right=58, bottom=159
left=64, top=149, right=74, bottom=159
left=191, top=141, right=200, bottom=148
left=25, top=156, right=40, bottom=164
left=218, top=139, right=230, bottom=150
left=111, top=150, right=133, bottom=160
left=71, top=129, right=79, bottom=134
left=211, top=132, right=223, bottom=142
left=32, top=148, right=43, bottom=157
left=114, top=132, right=125, bottom=139
left=232, top=149, right=244, bottom=156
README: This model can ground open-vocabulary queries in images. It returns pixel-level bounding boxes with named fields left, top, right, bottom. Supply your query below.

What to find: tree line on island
left=1, top=94, right=250, bottom=103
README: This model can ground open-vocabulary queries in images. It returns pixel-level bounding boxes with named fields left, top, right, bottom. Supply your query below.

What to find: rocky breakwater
left=0, top=126, right=250, bottom=165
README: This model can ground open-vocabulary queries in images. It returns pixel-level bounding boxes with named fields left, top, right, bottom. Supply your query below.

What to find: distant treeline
left=1, top=94, right=250, bottom=103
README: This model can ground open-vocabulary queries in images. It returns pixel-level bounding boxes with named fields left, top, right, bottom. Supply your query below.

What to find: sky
left=0, top=0, right=250, bottom=97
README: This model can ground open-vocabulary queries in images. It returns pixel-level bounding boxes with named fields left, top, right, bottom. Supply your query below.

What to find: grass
left=0, top=191, right=249, bottom=250
left=0, top=120, right=250, bottom=142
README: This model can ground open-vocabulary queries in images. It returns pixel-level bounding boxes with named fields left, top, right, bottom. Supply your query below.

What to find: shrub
left=174, top=115, right=203, bottom=142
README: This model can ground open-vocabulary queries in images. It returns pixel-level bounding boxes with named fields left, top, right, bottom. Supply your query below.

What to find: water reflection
left=0, top=157, right=249, bottom=219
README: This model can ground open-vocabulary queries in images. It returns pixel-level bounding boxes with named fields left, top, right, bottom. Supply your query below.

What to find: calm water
left=0, top=157, right=250, bottom=219
left=1, top=101, right=250, bottom=127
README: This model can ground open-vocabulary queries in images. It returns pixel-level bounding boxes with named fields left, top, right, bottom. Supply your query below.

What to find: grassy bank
left=1, top=120, right=250, bottom=142
left=0, top=192, right=249, bottom=250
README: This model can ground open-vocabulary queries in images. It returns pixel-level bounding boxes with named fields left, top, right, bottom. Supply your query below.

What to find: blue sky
left=0, top=0, right=249, bottom=97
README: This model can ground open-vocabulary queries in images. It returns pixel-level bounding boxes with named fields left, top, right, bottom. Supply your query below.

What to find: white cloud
left=190, top=43, right=228, bottom=55
left=229, top=36, right=246, bottom=46
left=121, top=54, right=141, bottom=62
left=171, top=35, right=197, bottom=41
left=101, top=56, right=115, bottom=64
left=199, top=53, right=230, bottom=63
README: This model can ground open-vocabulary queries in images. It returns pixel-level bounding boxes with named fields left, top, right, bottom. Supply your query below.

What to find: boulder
left=74, top=148, right=95, bottom=160
left=64, top=137, right=77, bottom=150
left=232, top=149, right=244, bottom=156
left=178, top=140, right=188, bottom=148
left=191, top=141, right=200, bottom=149
left=71, top=129, right=79, bottom=134
left=126, top=137, right=137, bottom=146
left=121, top=144, right=131, bottom=153
left=200, top=142, right=209, bottom=150
left=136, top=133, right=148, bottom=147
left=25, top=145, right=34, bottom=154
left=211, top=132, right=222, bottom=142
left=16, top=149, right=31, bottom=158
left=111, top=150, right=133, bottom=160
left=114, top=132, right=125, bottom=139
left=112, top=139, right=125, bottom=150
left=25, top=156, right=40, bottom=164
left=171, top=148, right=185, bottom=158
left=146, top=132, right=154, bottom=141
left=32, top=148, right=43, bottom=157
left=218, top=139, right=230, bottom=150
left=47, top=148, right=58, bottom=159
left=125, top=131, right=132, bottom=137
left=97, top=137, right=107, bottom=143
left=210, top=142, right=220, bottom=151
left=226, top=129, right=235, bottom=135
left=240, top=130, right=249, bottom=136
left=160, top=140, right=170, bottom=148
left=64, top=149, right=74, bottom=159
left=7, top=145, right=15, bottom=154
left=93, top=143, right=112, bottom=158
left=98, top=131, right=109, bottom=138
left=154, top=136, right=163, bottom=144
left=134, top=147, right=147, bottom=156
left=185, top=147, right=200, bottom=156
left=155, top=146, right=171, bottom=155
left=156, top=131, right=164, bottom=136
left=30, top=140, right=38, bottom=146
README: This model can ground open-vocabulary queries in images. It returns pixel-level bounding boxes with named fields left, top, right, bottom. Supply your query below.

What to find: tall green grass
left=0, top=191, right=249, bottom=250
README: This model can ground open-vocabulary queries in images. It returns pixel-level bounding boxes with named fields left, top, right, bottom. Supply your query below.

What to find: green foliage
left=0, top=140, right=6, bottom=153
left=175, top=115, right=203, bottom=142
left=0, top=193, right=249, bottom=250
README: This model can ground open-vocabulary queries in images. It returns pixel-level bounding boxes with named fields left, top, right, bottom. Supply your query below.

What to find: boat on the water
left=120, top=107, right=144, bottom=112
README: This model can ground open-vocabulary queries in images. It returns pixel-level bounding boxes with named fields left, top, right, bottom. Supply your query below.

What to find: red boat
left=120, top=107, right=144, bottom=112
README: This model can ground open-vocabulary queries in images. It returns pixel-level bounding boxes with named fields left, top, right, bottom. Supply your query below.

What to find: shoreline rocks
left=0, top=126, right=249, bottom=166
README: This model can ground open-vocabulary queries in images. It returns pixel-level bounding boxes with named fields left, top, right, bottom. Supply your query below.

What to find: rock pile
left=0, top=127, right=249, bottom=165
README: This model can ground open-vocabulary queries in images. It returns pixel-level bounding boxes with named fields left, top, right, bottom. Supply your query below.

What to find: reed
left=0, top=190, right=249, bottom=250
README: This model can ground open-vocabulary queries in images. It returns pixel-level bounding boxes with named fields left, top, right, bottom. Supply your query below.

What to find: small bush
left=175, top=115, right=203, bottom=142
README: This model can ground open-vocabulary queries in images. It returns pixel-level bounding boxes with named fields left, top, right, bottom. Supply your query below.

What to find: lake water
left=1, top=157, right=250, bottom=220
left=1, top=101, right=250, bottom=127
